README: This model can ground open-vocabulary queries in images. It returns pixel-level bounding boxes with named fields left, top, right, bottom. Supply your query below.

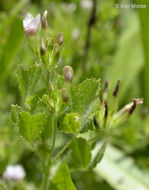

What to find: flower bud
left=61, top=88, right=69, bottom=102
left=63, top=66, right=73, bottom=82
left=41, top=10, right=48, bottom=29
left=57, top=32, right=63, bottom=45
left=23, top=13, right=40, bottom=36
left=103, top=80, right=109, bottom=101
left=113, top=79, right=120, bottom=97
left=40, top=37, right=46, bottom=56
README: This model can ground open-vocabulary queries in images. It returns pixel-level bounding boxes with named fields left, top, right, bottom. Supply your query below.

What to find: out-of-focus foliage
left=0, top=0, right=149, bottom=189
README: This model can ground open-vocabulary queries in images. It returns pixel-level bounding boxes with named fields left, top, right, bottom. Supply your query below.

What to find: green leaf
left=18, top=112, right=47, bottom=142
left=68, top=79, right=100, bottom=132
left=90, top=140, right=108, bottom=169
left=50, top=162, right=76, bottom=190
left=70, top=137, right=91, bottom=169
left=69, top=79, right=100, bottom=114
left=17, top=63, right=42, bottom=103
left=11, top=104, right=24, bottom=124
left=59, top=113, right=80, bottom=134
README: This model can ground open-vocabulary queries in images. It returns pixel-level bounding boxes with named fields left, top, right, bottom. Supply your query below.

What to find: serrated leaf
left=17, top=64, right=42, bottom=103
left=50, top=162, right=76, bottom=190
left=70, top=137, right=91, bottom=169
left=69, top=79, right=100, bottom=114
left=11, top=104, right=24, bottom=124
left=18, top=112, right=47, bottom=142
left=68, top=79, right=100, bottom=132
left=59, top=113, right=80, bottom=134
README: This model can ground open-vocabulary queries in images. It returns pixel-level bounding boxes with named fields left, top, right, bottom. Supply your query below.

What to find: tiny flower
left=23, top=13, right=40, bottom=36
left=3, top=165, right=25, bottom=181
left=41, top=10, right=48, bottom=29
left=63, top=66, right=73, bottom=82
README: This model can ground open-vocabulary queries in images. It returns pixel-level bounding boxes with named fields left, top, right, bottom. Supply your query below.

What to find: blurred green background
left=0, top=0, right=149, bottom=189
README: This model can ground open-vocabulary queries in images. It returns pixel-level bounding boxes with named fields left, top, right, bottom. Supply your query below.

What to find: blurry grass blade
left=105, top=11, right=143, bottom=103
left=138, top=2, right=149, bottom=107
left=0, top=17, right=24, bottom=84
left=0, top=0, right=29, bottom=35
left=95, top=145, right=149, bottom=190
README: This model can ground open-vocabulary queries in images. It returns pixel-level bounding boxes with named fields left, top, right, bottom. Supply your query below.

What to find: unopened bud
left=40, top=37, right=46, bottom=55
left=61, top=88, right=69, bottom=102
left=41, top=10, right=48, bottom=29
left=63, top=66, right=73, bottom=82
left=113, top=79, right=120, bottom=97
left=57, top=32, right=63, bottom=45
left=103, top=80, right=109, bottom=101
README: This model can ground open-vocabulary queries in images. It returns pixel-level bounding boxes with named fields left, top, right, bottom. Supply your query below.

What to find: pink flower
left=3, top=165, right=25, bottom=181
left=23, top=13, right=41, bottom=36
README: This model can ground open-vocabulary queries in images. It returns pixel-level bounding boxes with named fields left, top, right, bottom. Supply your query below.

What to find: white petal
left=23, top=13, right=34, bottom=28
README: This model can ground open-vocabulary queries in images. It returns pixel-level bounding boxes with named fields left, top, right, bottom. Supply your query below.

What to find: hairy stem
left=52, top=136, right=76, bottom=164
left=42, top=116, right=57, bottom=190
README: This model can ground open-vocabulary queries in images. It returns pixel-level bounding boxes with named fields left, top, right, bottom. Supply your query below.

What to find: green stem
left=42, top=116, right=57, bottom=190
left=52, top=136, right=75, bottom=164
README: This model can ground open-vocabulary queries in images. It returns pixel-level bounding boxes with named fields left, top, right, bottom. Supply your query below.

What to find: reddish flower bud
left=113, top=79, right=120, bottom=97
left=41, top=10, right=48, bottom=29
left=63, top=66, right=73, bottom=82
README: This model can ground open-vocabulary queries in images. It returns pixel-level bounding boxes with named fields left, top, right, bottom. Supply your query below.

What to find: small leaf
left=11, top=104, right=24, bottom=124
left=69, top=79, right=100, bottom=115
left=18, top=112, right=47, bottom=142
left=70, top=137, right=91, bottom=169
left=50, top=162, right=76, bottom=190
left=68, top=79, right=100, bottom=132
left=59, top=113, right=80, bottom=134
left=17, top=63, right=42, bottom=103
